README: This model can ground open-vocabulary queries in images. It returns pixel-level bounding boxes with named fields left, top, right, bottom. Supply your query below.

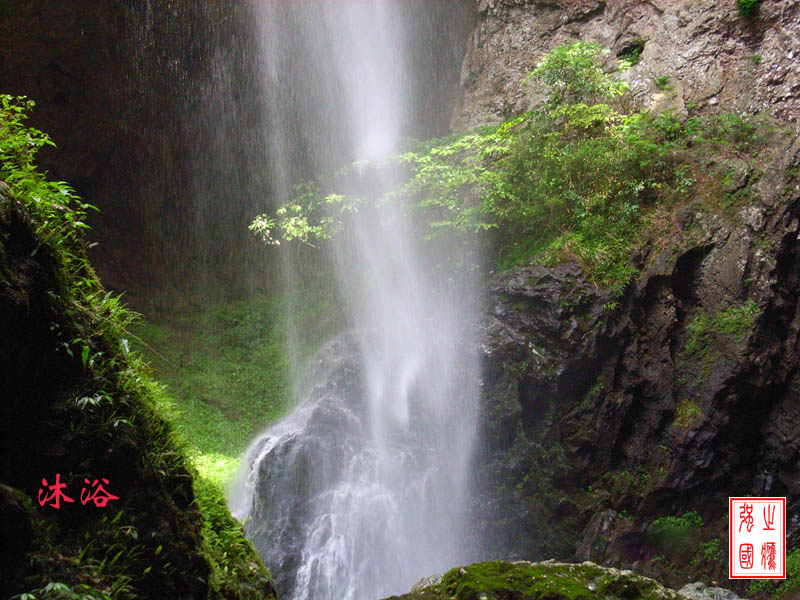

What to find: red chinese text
left=38, top=474, right=75, bottom=509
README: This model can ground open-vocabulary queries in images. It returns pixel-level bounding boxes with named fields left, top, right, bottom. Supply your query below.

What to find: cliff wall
left=460, top=0, right=800, bottom=589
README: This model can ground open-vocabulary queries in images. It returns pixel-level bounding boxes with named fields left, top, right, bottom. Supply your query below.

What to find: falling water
left=230, top=3, right=480, bottom=598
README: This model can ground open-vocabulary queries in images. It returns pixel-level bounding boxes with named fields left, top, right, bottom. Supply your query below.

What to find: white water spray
left=230, top=3, right=480, bottom=598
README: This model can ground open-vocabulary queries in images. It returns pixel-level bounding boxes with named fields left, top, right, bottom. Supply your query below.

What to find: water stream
left=230, top=3, right=480, bottom=598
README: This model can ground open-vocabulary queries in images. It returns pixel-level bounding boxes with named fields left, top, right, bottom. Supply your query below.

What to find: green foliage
left=584, top=380, right=604, bottom=401
left=673, top=399, right=703, bottom=429
left=652, top=511, right=703, bottom=534
left=684, top=300, right=759, bottom=356
left=699, top=538, right=723, bottom=562
left=648, top=511, right=708, bottom=568
left=654, top=75, right=671, bottom=90
left=748, top=549, right=800, bottom=598
left=133, top=297, right=290, bottom=485
left=685, top=112, right=773, bottom=153
left=249, top=182, right=347, bottom=248
left=530, top=41, right=628, bottom=106
left=401, top=58, right=683, bottom=292
left=2, top=94, right=275, bottom=600
left=194, top=478, right=273, bottom=598
left=0, top=96, right=98, bottom=294
left=133, top=281, right=341, bottom=487
left=738, top=0, right=762, bottom=16
left=618, top=39, right=646, bottom=68
left=11, top=582, right=111, bottom=600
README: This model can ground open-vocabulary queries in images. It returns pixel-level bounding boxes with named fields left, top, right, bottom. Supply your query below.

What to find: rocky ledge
left=382, top=560, right=741, bottom=600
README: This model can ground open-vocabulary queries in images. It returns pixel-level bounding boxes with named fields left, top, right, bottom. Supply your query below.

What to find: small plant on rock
left=737, top=0, right=762, bottom=16
left=654, top=75, right=671, bottom=91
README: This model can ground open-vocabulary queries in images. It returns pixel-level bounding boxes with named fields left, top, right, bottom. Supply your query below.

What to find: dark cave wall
left=0, top=0, right=261, bottom=297
left=0, top=0, right=476, bottom=301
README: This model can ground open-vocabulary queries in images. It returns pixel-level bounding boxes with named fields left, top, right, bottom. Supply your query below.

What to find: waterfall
left=229, top=3, right=480, bottom=598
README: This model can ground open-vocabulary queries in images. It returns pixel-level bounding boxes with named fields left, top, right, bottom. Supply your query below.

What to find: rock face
left=452, top=0, right=800, bottom=131
left=0, top=0, right=266, bottom=295
left=472, top=108, right=800, bottom=588
left=453, top=0, right=800, bottom=588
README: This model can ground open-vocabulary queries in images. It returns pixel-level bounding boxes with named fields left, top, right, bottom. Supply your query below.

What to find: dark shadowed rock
left=473, top=129, right=800, bottom=589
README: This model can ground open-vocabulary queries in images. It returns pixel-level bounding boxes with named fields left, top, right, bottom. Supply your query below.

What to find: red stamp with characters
left=729, top=497, right=786, bottom=579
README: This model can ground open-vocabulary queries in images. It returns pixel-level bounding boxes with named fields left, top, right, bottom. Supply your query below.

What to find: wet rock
left=678, top=582, right=743, bottom=600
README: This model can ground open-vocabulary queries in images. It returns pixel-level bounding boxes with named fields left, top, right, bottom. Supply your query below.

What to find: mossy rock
left=384, top=560, right=684, bottom=600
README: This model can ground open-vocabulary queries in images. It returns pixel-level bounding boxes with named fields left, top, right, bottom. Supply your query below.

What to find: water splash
left=230, top=3, right=480, bottom=598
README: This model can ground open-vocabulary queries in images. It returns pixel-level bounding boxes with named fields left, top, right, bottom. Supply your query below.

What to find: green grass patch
left=133, top=280, right=343, bottom=487
left=133, top=295, right=289, bottom=485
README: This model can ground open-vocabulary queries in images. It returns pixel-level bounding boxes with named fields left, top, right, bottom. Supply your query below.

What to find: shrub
left=654, top=75, right=671, bottom=90
left=652, top=510, right=703, bottom=534
left=618, top=39, right=646, bottom=68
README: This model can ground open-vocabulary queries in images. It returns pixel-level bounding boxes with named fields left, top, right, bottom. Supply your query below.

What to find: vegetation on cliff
left=132, top=275, right=343, bottom=488
left=0, top=94, right=275, bottom=599
left=253, top=43, right=776, bottom=298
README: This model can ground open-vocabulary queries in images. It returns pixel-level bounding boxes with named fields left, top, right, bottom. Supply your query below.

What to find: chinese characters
left=730, top=497, right=786, bottom=579
left=37, top=474, right=119, bottom=509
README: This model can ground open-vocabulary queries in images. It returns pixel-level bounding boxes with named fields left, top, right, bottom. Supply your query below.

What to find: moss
left=673, top=399, right=702, bottom=429
left=738, top=0, right=762, bottom=16
left=195, top=478, right=276, bottom=599
left=385, top=561, right=683, bottom=600
left=681, top=300, right=759, bottom=379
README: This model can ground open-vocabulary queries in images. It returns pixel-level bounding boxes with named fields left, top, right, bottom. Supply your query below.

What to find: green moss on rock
left=384, top=561, right=684, bottom=600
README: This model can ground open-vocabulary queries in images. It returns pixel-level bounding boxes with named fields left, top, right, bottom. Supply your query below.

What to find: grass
left=133, top=296, right=289, bottom=487
left=133, top=281, right=343, bottom=488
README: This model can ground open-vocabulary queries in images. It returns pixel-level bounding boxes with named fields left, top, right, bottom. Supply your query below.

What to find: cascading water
left=230, top=3, right=480, bottom=598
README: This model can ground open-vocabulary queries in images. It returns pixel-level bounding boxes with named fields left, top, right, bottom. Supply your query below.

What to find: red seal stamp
left=729, top=497, right=786, bottom=579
